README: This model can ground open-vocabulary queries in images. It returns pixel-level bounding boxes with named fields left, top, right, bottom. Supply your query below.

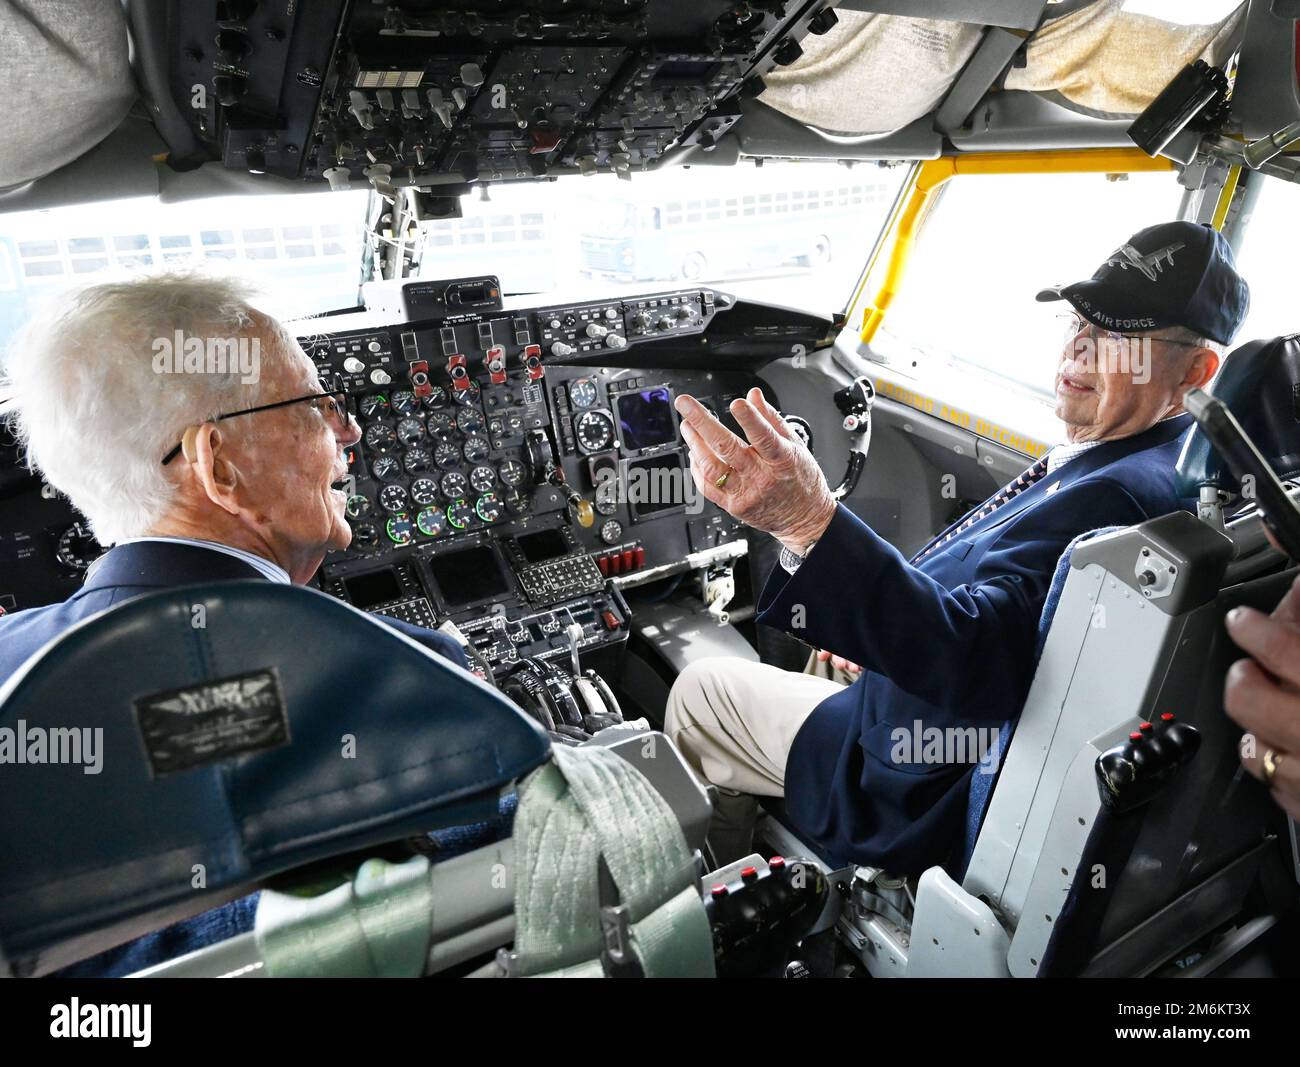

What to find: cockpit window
left=870, top=170, right=1184, bottom=398
left=1228, top=176, right=1299, bottom=346
left=0, top=191, right=370, bottom=351
left=412, top=161, right=908, bottom=315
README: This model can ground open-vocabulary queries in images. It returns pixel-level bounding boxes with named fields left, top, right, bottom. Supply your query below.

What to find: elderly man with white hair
left=0, top=272, right=467, bottom=679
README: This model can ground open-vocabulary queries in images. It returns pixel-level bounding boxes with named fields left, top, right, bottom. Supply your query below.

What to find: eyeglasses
left=1060, top=313, right=1204, bottom=349
left=161, top=375, right=353, bottom=465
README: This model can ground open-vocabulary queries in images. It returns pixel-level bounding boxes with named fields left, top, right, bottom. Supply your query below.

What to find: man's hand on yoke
left=674, top=387, right=836, bottom=555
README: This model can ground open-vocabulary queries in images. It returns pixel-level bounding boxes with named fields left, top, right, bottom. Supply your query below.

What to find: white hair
left=2, top=272, right=294, bottom=544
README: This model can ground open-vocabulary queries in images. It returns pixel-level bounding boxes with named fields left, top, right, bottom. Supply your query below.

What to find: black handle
left=1185, top=388, right=1300, bottom=558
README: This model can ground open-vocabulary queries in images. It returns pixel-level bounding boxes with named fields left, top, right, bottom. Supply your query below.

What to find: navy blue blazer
left=756, top=414, right=1195, bottom=875
left=0, top=540, right=468, bottom=685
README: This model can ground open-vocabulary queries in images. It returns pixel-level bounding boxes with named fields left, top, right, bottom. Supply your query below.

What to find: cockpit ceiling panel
left=760, top=2, right=1246, bottom=138
left=1002, top=0, right=1246, bottom=119
left=0, top=0, right=135, bottom=191
left=125, top=0, right=834, bottom=188
left=760, top=12, right=984, bottom=137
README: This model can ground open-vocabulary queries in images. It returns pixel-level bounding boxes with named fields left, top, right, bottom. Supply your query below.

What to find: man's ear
left=190, top=424, right=243, bottom=516
left=1180, top=347, right=1220, bottom=392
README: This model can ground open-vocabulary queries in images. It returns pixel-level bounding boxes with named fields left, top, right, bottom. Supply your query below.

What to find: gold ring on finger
left=1263, top=748, right=1284, bottom=785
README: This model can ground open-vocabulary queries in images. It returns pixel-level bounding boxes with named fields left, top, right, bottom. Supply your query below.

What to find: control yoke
left=830, top=376, right=874, bottom=501
left=1185, top=388, right=1300, bottom=559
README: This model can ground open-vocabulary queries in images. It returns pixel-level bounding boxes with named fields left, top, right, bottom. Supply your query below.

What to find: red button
left=711, top=884, right=728, bottom=898
left=1129, top=732, right=1143, bottom=741
left=621, top=549, right=635, bottom=571
left=607, top=552, right=622, bottom=575
left=596, top=555, right=610, bottom=576
left=740, top=866, right=758, bottom=882
left=601, top=610, right=621, bottom=631
left=1139, top=722, right=1153, bottom=732
left=768, top=856, right=785, bottom=870
left=1160, top=712, right=1175, bottom=722
left=634, top=545, right=646, bottom=567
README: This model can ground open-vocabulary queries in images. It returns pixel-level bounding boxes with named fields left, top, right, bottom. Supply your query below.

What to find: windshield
left=0, top=160, right=906, bottom=359
left=413, top=160, right=908, bottom=314
left=0, top=191, right=371, bottom=354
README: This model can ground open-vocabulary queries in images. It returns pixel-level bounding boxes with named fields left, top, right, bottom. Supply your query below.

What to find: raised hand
left=675, top=387, right=836, bottom=555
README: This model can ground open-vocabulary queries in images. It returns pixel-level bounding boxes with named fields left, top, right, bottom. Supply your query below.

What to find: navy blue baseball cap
left=1036, top=221, right=1250, bottom=346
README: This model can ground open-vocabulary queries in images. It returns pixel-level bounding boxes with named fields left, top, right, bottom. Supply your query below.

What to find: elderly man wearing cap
left=664, top=221, right=1251, bottom=869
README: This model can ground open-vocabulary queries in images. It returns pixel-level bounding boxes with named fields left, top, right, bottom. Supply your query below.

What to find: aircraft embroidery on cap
left=1106, top=242, right=1185, bottom=282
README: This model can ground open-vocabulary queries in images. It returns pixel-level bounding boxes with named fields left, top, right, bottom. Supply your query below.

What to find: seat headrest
left=0, top=581, right=549, bottom=962
left=1175, top=333, right=1300, bottom=496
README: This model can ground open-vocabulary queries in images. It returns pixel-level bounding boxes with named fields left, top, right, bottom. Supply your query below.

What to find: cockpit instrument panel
left=300, top=283, right=770, bottom=678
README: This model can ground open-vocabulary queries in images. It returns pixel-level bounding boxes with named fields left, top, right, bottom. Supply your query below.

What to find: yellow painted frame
left=856, top=148, right=1179, bottom=344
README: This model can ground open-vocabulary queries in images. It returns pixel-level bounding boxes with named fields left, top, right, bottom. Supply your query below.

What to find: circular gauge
left=574, top=410, right=616, bottom=454
left=782, top=414, right=813, bottom=451
left=446, top=498, right=474, bottom=530
left=435, top=442, right=462, bottom=470
left=476, top=493, right=503, bottom=523
left=345, top=494, right=372, bottom=519
left=497, top=458, right=526, bottom=487
left=568, top=377, right=599, bottom=409
left=416, top=506, right=446, bottom=538
left=453, top=380, right=481, bottom=406
left=594, top=478, right=619, bottom=515
left=600, top=519, right=623, bottom=545
left=390, top=390, right=419, bottom=416
left=385, top=514, right=414, bottom=546
left=462, top=435, right=490, bottom=463
left=379, top=483, right=409, bottom=513
left=395, top=416, right=425, bottom=447
left=422, top=385, right=448, bottom=409
left=457, top=409, right=484, bottom=435
left=470, top=464, right=496, bottom=492
left=402, top=447, right=433, bottom=474
left=364, top=422, right=398, bottom=453
left=426, top=412, right=456, bottom=439
left=410, top=477, right=439, bottom=505
left=351, top=522, right=378, bottom=549
left=370, top=454, right=402, bottom=482
left=501, top=488, right=530, bottom=515
left=360, top=394, right=390, bottom=420
left=55, top=521, right=102, bottom=572
left=440, top=471, right=468, bottom=499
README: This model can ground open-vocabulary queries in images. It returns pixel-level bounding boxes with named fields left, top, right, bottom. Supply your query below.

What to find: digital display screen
left=626, top=452, right=688, bottom=519
left=344, top=568, right=403, bottom=609
left=429, top=545, right=511, bottom=608
left=653, top=60, right=721, bottom=83
left=616, top=387, right=678, bottom=451
left=515, top=528, right=569, bottom=564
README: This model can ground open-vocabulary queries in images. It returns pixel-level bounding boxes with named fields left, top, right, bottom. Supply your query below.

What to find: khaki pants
left=664, top=652, right=853, bottom=862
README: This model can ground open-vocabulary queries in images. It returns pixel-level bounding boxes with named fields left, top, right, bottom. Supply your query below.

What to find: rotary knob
left=585, top=323, right=609, bottom=339
left=551, top=341, right=575, bottom=357
left=605, top=334, right=627, bottom=349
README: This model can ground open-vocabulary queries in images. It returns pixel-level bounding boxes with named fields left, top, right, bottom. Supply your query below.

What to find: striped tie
left=910, top=456, right=1050, bottom=565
